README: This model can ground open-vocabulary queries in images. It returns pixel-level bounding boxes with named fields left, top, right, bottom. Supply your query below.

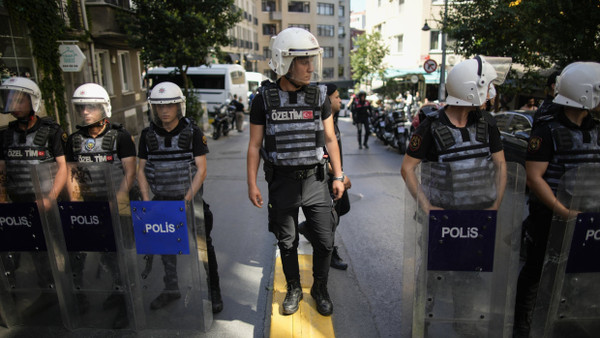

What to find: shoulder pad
left=260, top=79, right=274, bottom=87
left=101, top=129, right=119, bottom=151
left=304, top=85, right=320, bottom=106
left=178, top=123, right=193, bottom=150
left=185, top=117, right=197, bottom=126
left=480, top=110, right=496, bottom=127
left=110, top=122, right=123, bottom=130
left=72, top=133, right=83, bottom=154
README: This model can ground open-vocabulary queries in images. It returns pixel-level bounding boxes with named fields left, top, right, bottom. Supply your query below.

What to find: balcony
left=269, top=11, right=282, bottom=21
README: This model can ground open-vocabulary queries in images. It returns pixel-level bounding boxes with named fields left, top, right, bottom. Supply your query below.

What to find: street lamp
left=422, top=0, right=448, bottom=102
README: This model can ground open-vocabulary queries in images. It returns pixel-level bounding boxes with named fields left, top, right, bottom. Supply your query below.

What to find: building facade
left=255, top=0, right=353, bottom=89
left=0, top=0, right=147, bottom=135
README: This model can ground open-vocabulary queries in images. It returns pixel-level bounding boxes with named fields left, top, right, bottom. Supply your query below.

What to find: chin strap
left=284, top=74, right=304, bottom=90
left=76, top=118, right=108, bottom=130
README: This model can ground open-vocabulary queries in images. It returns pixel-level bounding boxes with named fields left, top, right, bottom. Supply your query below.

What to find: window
left=396, top=34, right=404, bottom=53
left=230, top=70, right=246, bottom=85
left=117, top=51, right=132, bottom=92
left=323, top=67, right=334, bottom=79
left=430, top=30, right=441, bottom=50
left=263, top=24, right=277, bottom=35
left=338, top=5, right=345, bottom=17
left=338, top=26, right=345, bottom=38
left=289, top=23, right=310, bottom=31
left=339, top=46, right=345, bottom=58
left=317, top=25, right=335, bottom=37
left=94, top=50, right=114, bottom=94
left=262, top=0, right=275, bottom=11
left=338, top=65, right=344, bottom=77
left=263, top=46, right=271, bottom=59
left=0, top=12, right=36, bottom=81
left=317, top=3, right=334, bottom=15
left=323, top=47, right=334, bottom=58
left=288, top=1, right=310, bottom=13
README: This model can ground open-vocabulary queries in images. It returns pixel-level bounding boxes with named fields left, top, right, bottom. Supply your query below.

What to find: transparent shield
left=531, top=164, right=600, bottom=337
left=402, top=161, right=526, bottom=337
left=40, top=162, right=140, bottom=330
left=130, top=161, right=212, bottom=332
left=0, top=162, right=63, bottom=328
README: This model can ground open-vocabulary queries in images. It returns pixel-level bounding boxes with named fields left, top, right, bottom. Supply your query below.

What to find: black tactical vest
left=260, top=82, right=327, bottom=167
left=543, top=118, right=600, bottom=194
left=71, top=124, right=124, bottom=197
left=424, top=109, right=497, bottom=209
left=3, top=118, right=58, bottom=198
left=144, top=119, right=197, bottom=199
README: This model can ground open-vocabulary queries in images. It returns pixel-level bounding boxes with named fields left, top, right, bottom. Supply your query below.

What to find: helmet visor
left=74, top=103, right=106, bottom=127
left=1, top=90, right=32, bottom=114
left=151, top=103, right=183, bottom=126
left=288, top=54, right=323, bottom=84
left=484, top=56, right=512, bottom=85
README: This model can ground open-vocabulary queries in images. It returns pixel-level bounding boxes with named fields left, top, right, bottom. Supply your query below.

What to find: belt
left=274, top=166, right=318, bottom=180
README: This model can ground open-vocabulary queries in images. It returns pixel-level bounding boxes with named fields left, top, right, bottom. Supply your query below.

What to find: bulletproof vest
left=543, top=119, right=600, bottom=194
left=425, top=109, right=496, bottom=209
left=260, top=82, right=326, bottom=167
left=144, top=119, right=197, bottom=199
left=71, top=124, right=123, bottom=198
left=3, top=118, right=57, bottom=198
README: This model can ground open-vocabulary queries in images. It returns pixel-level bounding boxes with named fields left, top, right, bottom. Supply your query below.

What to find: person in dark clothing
left=137, top=81, right=223, bottom=314
left=532, top=70, right=561, bottom=127
left=513, top=62, right=600, bottom=337
left=350, top=91, right=372, bottom=149
left=247, top=27, right=345, bottom=317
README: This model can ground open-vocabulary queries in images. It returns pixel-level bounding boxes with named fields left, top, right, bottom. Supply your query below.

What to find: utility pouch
left=316, top=163, right=326, bottom=181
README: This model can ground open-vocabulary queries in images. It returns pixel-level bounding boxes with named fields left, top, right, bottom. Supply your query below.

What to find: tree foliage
left=121, top=0, right=241, bottom=121
left=350, top=32, right=389, bottom=90
left=444, top=0, right=600, bottom=70
left=4, top=0, right=68, bottom=129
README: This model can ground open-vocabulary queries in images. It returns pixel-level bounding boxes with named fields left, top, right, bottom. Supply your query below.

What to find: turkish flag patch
left=302, top=110, right=313, bottom=119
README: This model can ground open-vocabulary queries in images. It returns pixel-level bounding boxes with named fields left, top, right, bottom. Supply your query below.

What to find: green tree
left=350, top=32, right=389, bottom=91
left=444, top=0, right=600, bottom=94
left=4, top=0, right=68, bottom=129
left=121, top=0, right=241, bottom=122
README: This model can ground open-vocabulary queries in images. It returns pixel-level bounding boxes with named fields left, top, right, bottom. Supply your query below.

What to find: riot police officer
left=0, top=77, right=67, bottom=208
left=246, top=27, right=345, bottom=316
left=0, top=77, right=68, bottom=316
left=401, top=56, right=507, bottom=212
left=513, top=62, right=600, bottom=337
left=137, top=81, right=223, bottom=313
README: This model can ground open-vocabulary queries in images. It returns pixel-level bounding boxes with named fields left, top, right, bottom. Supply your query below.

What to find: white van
left=146, top=64, right=249, bottom=112
left=246, top=71, right=269, bottom=108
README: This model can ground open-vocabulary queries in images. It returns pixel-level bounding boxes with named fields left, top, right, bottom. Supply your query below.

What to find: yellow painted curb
left=270, top=254, right=335, bottom=338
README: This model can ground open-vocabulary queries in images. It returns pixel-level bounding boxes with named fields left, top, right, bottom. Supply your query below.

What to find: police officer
left=0, top=76, right=68, bottom=315
left=532, top=70, right=561, bottom=126
left=401, top=56, right=507, bottom=212
left=0, top=77, right=67, bottom=208
left=137, top=81, right=223, bottom=313
left=350, top=91, right=372, bottom=149
left=247, top=27, right=345, bottom=316
left=64, top=83, right=137, bottom=328
left=513, top=62, right=600, bottom=337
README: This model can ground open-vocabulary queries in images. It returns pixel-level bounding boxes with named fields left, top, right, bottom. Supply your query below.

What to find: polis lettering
left=70, top=215, right=100, bottom=225
left=145, top=222, right=176, bottom=234
left=441, top=226, right=479, bottom=239
left=585, top=229, right=600, bottom=241
left=0, top=216, right=31, bottom=227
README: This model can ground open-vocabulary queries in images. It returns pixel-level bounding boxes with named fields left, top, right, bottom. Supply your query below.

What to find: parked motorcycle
left=212, top=100, right=235, bottom=140
left=370, top=108, right=387, bottom=144
left=383, top=110, right=411, bottom=154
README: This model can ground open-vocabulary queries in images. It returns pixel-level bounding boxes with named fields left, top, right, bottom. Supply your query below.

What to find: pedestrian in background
left=247, top=27, right=345, bottom=316
left=231, top=94, right=245, bottom=132
left=350, top=91, right=372, bottom=149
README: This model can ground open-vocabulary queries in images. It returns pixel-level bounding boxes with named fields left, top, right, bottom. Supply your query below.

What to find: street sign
left=59, top=44, right=86, bottom=72
left=424, top=59, right=438, bottom=73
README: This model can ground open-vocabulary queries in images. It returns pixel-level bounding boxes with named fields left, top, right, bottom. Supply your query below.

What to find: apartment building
left=255, top=0, right=353, bottom=89
left=222, top=0, right=265, bottom=72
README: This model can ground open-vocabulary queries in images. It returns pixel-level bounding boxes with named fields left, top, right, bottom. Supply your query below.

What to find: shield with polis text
left=402, top=161, right=526, bottom=338
left=530, top=164, right=600, bottom=337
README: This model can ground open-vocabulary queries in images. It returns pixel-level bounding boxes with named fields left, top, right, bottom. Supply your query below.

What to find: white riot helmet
left=0, top=77, right=42, bottom=116
left=553, top=62, right=600, bottom=110
left=72, top=83, right=111, bottom=127
left=268, top=27, right=323, bottom=83
left=149, top=81, right=186, bottom=125
left=445, top=56, right=498, bottom=107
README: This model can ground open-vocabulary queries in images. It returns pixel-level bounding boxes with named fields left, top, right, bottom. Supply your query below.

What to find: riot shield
left=0, top=162, right=65, bottom=328
left=130, top=161, right=212, bottom=332
left=37, top=162, right=141, bottom=330
left=402, top=161, right=526, bottom=337
left=530, top=164, right=600, bottom=337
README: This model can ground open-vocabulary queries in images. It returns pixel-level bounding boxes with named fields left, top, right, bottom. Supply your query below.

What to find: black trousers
left=514, top=201, right=553, bottom=334
left=268, top=171, right=334, bottom=282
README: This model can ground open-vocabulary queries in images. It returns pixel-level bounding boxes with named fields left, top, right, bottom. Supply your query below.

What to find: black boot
left=330, top=246, right=348, bottom=270
left=310, top=279, right=333, bottom=316
left=150, top=290, right=181, bottom=310
left=211, top=286, right=223, bottom=313
left=282, top=279, right=303, bottom=315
